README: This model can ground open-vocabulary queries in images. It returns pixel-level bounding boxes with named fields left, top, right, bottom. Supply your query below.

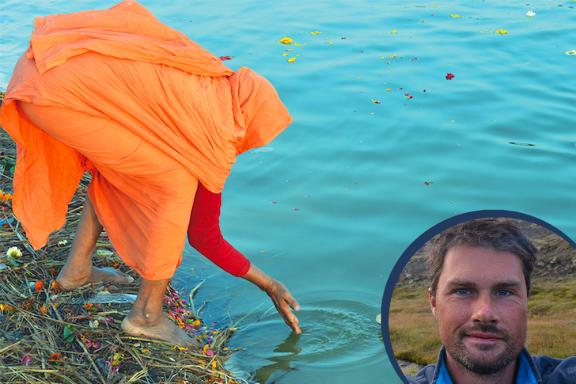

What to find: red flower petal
left=34, top=281, right=44, bottom=292
left=22, top=354, right=32, bottom=366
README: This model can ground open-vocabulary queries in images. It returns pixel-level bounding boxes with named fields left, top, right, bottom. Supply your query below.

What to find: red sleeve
left=187, top=184, right=251, bottom=277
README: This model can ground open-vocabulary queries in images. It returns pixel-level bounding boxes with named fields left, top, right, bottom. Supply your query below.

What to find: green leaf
left=63, top=325, right=75, bottom=343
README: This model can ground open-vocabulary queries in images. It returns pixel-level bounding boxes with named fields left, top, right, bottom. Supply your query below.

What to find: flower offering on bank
left=6, top=246, right=22, bottom=258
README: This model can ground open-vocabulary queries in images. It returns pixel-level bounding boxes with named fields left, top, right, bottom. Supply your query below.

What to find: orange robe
left=0, top=1, right=292, bottom=279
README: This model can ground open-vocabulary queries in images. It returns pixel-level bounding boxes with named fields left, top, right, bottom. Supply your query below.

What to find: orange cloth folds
left=0, top=1, right=292, bottom=279
left=29, top=1, right=233, bottom=76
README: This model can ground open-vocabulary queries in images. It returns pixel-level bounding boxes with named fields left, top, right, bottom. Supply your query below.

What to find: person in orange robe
left=0, top=1, right=300, bottom=345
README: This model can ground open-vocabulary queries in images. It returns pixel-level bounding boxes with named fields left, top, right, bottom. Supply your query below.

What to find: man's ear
left=428, top=287, right=437, bottom=319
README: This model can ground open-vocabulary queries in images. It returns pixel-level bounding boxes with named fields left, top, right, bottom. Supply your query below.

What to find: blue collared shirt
left=407, top=347, right=576, bottom=383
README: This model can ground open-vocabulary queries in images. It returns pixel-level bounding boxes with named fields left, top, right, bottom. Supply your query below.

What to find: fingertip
left=288, top=299, right=300, bottom=311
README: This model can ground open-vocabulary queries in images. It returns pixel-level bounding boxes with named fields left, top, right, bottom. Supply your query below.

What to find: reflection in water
left=227, top=293, right=385, bottom=383
left=253, top=332, right=302, bottom=383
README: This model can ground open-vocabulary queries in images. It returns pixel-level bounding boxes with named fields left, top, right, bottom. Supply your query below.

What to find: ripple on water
left=227, top=291, right=384, bottom=383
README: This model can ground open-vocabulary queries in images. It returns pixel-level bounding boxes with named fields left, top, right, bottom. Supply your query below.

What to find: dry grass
left=388, top=285, right=438, bottom=366
left=0, top=91, right=246, bottom=383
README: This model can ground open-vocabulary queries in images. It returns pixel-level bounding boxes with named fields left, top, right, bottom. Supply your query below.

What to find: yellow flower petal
left=310, top=31, right=322, bottom=35
left=450, top=13, right=462, bottom=18
left=6, top=247, right=22, bottom=258
left=496, top=29, right=509, bottom=35
left=279, top=37, right=293, bottom=45
left=287, top=57, right=297, bottom=63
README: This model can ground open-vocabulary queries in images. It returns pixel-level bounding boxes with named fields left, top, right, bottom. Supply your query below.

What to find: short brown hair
left=428, top=219, right=537, bottom=295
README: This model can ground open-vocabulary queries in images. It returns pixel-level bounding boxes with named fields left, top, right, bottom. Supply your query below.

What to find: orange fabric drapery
left=0, top=1, right=292, bottom=279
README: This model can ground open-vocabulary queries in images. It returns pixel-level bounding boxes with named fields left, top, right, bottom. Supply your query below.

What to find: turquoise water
left=2, top=1, right=576, bottom=383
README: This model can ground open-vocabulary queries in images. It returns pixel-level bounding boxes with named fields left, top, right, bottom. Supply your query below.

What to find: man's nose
left=471, top=292, right=498, bottom=323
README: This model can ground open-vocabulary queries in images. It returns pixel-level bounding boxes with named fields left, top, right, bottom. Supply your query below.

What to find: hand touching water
left=264, top=279, right=301, bottom=334
left=242, top=264, right=301, bottom=334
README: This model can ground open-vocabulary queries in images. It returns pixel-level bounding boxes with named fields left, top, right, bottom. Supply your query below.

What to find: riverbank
left=0, top=92, right=245, bottom=383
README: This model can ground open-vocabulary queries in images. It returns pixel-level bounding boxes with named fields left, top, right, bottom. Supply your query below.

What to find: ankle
left=127, top=306, right=163, bottom=326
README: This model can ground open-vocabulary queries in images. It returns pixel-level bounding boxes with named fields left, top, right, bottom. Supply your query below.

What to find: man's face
left=429, top=245, right=528, bottom=375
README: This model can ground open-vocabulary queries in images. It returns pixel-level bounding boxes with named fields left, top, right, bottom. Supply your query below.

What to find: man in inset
left=408, top=219, right=576, bottom=384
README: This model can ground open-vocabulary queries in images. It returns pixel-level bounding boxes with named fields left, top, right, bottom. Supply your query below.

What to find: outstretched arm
left=187, top=184, right=301, bottom=333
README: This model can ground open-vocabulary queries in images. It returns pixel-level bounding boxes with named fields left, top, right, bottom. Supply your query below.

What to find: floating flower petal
left=279, top=37, right=293, bottom=45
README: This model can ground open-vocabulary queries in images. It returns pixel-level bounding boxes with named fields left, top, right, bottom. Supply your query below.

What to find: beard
left=445, top=323, right=524, bottom=375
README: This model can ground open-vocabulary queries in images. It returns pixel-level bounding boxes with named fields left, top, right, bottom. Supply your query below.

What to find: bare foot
left=121, top=315, right=196, bottom=347
left=57, top=266, right=134, bottom=290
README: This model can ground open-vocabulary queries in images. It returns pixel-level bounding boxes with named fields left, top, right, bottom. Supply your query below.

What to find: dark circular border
left=380, top=209, right=575, bottom=383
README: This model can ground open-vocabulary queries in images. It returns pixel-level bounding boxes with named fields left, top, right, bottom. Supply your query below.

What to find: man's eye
left=495, top=289, right=513, bottom=297
left=453, top=288, right=470, bottom=296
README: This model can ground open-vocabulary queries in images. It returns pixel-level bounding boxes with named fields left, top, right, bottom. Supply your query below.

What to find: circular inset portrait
left=381, top=211, right=576, bottom=384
